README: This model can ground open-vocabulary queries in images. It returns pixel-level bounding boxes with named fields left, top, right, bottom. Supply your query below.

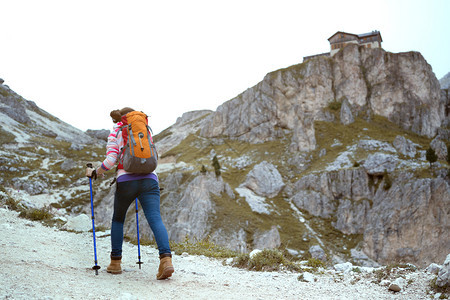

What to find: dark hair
left=110, top=107, right=135, bottom=123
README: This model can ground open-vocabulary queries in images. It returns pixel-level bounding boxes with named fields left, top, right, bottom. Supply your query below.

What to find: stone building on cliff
left=303, top=30, right=383, bottom=61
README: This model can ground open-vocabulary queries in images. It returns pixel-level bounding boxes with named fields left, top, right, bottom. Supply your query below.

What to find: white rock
left=301, top=272, right=315, bottom=283
left=64, top=214, right=92, bottom=232
left=350, top=249, right=380, bottom=268
left=436, top=253, right=450, bottom=288
left=309, top=245, right=326, bottom=262
left=357, top=139, right=396, bottom=152
left=388, top=277, right=407, bottom=293
left=253, top=226, right=281, bottom=249
left=363, top=153, right=399, bottom=175
left=380, top=280, right=391, bottom=286
left=241, top=161, right=285, bottom=198
left=393, top=135, right=417, bottom=158
left=334, top=262, right=353, bottom=273
left=287, top=248, right=299, bottom=256
left=249, top=249, right=262, bottom=259
left=431, top=138, right=448, bottom=160
left=235, top=187, right=270, bottom=214
left=425, top=263, right=442, bottom=275
left=340, top=98, right=354, bottom=125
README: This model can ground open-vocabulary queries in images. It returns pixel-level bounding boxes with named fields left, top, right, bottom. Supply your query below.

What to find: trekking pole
left=135, top=198, right=143, bottom=269
left=87, top=163, right=101, bottom=275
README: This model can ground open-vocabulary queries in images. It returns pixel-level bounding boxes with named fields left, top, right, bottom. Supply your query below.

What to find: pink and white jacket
left=100, top=122, right=156, bottom=178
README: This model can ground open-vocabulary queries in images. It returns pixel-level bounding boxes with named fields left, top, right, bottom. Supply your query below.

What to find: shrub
left=212, top=155, right=221, bottom=177
left=447, top=144, right=450, bottom=164
left=426, top=147, right=438, bottom=167
left=232, top=253, right=250, bottom=269
left=305, top=257, right=326, bottom=270
left=383, top=169, right=392, bottom=190
left=328, top=100, right=342, bottom=111
left=19, top=206, right=53, bottom=221
left=233, top=249, right=303, bottom=272
left=429, top=276, right=450, bottom=295
left=200, top=165, right=207, bottom=174
left=4, top=197, right=21, bottom=211
left=248, top=249, right=285, bottom=271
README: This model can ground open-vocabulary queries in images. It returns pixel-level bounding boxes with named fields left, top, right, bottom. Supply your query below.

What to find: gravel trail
left=0, top=208, right=433, bottom=299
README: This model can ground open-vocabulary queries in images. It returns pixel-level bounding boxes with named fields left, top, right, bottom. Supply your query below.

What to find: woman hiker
left=86, top=107, right=174, bottom=280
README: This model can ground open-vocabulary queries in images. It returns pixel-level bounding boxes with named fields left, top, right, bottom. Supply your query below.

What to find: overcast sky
left=1, top=0, right=449, bottom=134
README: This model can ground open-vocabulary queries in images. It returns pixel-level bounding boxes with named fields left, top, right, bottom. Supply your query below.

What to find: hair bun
left=110, top=110, right=122, bottom=123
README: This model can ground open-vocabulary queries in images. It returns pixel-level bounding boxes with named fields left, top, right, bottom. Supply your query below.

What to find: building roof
left=357, top=31, right=383, bottom=42
left=327, top=31, right=358, bottom=41
left=328, top=30, right=382, bottom=43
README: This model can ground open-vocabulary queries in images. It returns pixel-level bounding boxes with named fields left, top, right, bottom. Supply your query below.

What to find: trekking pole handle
left=86, top=163, right=97, bottom=180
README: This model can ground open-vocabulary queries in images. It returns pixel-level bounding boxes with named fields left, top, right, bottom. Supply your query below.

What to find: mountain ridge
left=0, top=45, right=449, bottom=272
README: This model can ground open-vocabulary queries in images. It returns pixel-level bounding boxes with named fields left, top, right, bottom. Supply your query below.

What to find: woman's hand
left=96, top=167, right=106, bottom=179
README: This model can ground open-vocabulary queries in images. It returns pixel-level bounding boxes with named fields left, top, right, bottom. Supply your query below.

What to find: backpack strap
left=127, top=125, right=137, bottom=157
left=117, top=146, right=125, bottom=165
left=147, top=131, right=154, bottom=157
left=115, top=124, right=125, bottom=138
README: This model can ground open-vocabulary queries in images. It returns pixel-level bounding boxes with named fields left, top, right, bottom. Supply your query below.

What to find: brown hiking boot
left=107, top=256, right=122, bottom=274
left=157, top=253, right=174, bottom=280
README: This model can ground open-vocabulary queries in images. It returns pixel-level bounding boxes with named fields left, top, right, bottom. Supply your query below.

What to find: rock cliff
left=200, top=45, right=445, bottom=150
left=291, top=168, right=449, bottom=267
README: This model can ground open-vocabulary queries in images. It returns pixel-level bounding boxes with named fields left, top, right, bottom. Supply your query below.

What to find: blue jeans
left=111, top=178, right=171, bottom=257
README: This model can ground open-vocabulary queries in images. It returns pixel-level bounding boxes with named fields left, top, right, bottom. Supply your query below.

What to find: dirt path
left=0, top=208, right=432, bottom=299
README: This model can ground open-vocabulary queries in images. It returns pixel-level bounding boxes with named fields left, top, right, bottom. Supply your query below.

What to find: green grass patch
left=153, top=128, right=173, bottom=143
left=310, top=115, right=432, bottom=175
left=306, top=212, right=364, bottom=258
left=0, top=127, right=16, bottom=144
left=210, top=192, right=312, bottom=255
left=161, top=132, right=292, bottom=188
left=0, top=87, right=11, bottom=97
left=273, top=62, right=307, bottom=80
left=169, top=235, right=239, bottom=259
left=233, top=249, right=302, bottom=272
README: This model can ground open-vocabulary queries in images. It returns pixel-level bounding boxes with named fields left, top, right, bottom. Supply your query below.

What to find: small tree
left=426, top=147, right=438, bottom=168
left=447, top=144, right=450, bottom=164
left=211, top=155, right=221, bottom=177
left=383, top=169, right=392, bottom=190
left=200, top=165, right=207, bottom=175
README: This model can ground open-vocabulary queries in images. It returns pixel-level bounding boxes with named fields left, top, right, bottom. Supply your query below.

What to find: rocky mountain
left=440, top=72, right=450, bottom=89
left=0, top=43, right=449, bottom=272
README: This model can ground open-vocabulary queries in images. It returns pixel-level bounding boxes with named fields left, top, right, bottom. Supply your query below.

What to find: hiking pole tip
left=93, top=265, right=101, bottom=275
left=136, top=260, right=143, bottom=269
